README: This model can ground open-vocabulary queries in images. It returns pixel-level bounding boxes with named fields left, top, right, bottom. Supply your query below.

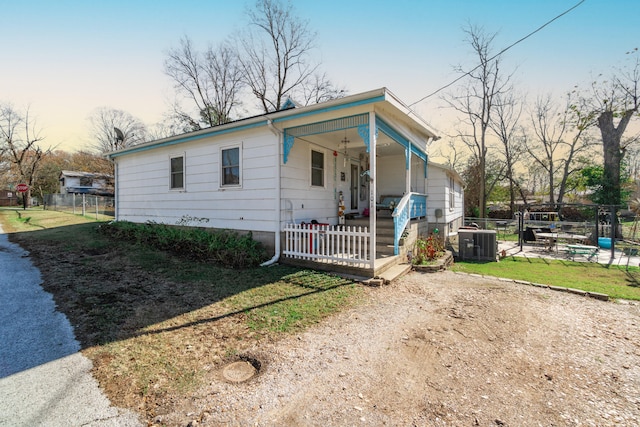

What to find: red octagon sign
left=16, top=183, right=29, bottom=193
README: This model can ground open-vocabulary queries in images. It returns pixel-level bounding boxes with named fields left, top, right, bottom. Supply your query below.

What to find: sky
left=2, top=0, right=638, bottom=153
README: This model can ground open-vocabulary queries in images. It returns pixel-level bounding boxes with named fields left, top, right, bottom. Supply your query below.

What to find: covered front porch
left=277, top=106, right=437, bottom=277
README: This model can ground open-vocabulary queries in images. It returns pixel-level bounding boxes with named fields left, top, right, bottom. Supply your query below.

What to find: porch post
left=406, top=143, right=412, bottom=194
left=369, top=112, right=377, bottom=266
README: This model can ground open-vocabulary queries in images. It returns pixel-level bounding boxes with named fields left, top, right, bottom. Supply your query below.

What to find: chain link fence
left=43, top=194, right=115, bottom=220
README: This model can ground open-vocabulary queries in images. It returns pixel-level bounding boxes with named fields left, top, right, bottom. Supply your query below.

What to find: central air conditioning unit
left=458, top=229, right=497, bottom=261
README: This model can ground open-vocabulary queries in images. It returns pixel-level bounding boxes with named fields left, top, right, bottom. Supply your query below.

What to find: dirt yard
left=152, top=270, right=640, bottom=427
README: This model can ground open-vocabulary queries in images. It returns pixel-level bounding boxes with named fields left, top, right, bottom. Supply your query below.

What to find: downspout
left=106, top=154, right=118, bottom=222
left=113, top=160, right=119, bottom=221
left=261, top=118, right=282, bottom=266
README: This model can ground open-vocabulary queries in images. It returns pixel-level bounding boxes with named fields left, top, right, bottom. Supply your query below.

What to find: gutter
left=260, top=118, right=282, bottom=266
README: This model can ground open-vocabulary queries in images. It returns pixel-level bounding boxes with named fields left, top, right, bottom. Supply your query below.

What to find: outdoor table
left=566, top=244, right=599, bottom=262
left=535, top=232, right=589, bottom=252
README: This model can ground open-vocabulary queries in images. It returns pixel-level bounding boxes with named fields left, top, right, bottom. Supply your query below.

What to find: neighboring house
left=59, top=170, right=114, bottom=196
left=107, top=88, right=464, bottom=276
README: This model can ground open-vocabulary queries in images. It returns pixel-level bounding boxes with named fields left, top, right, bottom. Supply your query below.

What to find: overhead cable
left=408, top=0, right=586, bottom=107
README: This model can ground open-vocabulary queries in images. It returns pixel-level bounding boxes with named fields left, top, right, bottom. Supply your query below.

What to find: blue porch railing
left=391, top=193, right=427, bottom=255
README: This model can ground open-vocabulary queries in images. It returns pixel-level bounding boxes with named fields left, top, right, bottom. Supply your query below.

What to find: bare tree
left=555, top=100, right=597, bottom=205
left=0, top=103, right=49, bottom=207
left=527, top=94, right=595, bottom=206
left=300, top=72, right=346, bottom=105
left=526, top=95, right=565, bottom=204
left=165, top=37, right=245, bottom=128
left=446, top=25, right=513, bottom=218
left=490, top=91, right=526, bottom=214
left=88, top=107, right=147, bottom=153
left=431, top=137, right=466, bottom=171
left=239, top=0, right=340, bottom=112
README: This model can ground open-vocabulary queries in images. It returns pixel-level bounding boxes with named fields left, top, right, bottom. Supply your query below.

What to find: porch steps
left=345, top=216, right=397, bottom=257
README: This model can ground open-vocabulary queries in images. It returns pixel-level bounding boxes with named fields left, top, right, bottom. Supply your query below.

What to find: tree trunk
left=479, top=154, right=486, bottom=218
left=599, top=111, right=623, bottom=206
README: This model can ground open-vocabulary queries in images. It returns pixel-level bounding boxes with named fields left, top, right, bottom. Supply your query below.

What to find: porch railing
left=283, top=223, right=372, bottom=268
left=392, top=193, right=427, bottom=255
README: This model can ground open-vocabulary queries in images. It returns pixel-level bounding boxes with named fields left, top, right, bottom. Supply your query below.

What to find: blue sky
left=2, top=0, right=638, bottom=152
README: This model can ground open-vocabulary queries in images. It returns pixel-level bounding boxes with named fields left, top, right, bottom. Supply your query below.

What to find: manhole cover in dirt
left=222, top=361, right=257, bottom=383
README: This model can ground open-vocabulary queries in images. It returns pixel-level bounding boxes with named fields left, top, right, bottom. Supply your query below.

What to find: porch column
left=369, top=112, right=377, bottom=266
left=406, top=142, right=412, bottom=194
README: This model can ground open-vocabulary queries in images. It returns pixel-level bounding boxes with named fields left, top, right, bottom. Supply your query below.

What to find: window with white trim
left=449, top=175, right=455, bottom=210
left=311, top=149, right=324, bottom=187
left=170, top=155, right=184, bottom=190
left=221, top=146, right=241, bottom=186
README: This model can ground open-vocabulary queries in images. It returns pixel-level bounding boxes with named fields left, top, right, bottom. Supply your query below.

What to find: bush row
left=98, top=221, right=267, bottom=268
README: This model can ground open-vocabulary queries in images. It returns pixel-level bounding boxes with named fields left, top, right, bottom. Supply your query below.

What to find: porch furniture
left=376, top=195, right=403, bottom=212
left=566, top=244, right=599, bottom=262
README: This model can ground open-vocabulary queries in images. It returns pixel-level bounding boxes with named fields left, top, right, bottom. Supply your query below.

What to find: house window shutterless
left=170, top=155, right=184, bottom=189
left=311, top=150, right=324, bottom=187
left=221, top=146, right=241, bottom=186
left=449, top=175, right=455, bottom=210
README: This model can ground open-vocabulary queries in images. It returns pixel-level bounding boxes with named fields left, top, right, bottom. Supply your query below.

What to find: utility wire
left=408, top=0, right=586, bottom=107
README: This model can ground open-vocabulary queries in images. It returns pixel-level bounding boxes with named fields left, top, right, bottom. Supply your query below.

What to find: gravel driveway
left=157, top=270, right=640, bottom=427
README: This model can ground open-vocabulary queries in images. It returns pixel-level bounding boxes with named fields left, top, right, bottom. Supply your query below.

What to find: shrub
left=98, top=221, right=268, bottom=268
left=412, top=234, right=445, bottom=265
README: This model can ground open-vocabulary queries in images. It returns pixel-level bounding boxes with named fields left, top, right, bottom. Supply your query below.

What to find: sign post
left=16, top=183, right=28, bottom=210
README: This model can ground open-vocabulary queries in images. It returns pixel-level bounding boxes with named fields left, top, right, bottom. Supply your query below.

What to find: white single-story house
left=59, top=170, right=114, bottom=196
left=107, top=88, right=464, bottom=276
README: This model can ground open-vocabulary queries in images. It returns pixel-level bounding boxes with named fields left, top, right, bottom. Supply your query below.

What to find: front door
left=350, top=164, right=359, bottom=210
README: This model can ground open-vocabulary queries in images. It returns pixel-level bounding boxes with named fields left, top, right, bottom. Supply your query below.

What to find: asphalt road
left=0, top=225, right=141, bottom=427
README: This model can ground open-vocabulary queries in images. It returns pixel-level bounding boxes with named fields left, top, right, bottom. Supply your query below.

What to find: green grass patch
left=451, top=256, right=640, bottom=300
left=232, top=270, right=358, bottom=333
left=0, top=207, right=104, bottom=233
left=0, top=208, right=367, bottom=410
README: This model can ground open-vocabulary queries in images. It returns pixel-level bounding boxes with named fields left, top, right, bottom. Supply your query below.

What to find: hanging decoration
left=341, top=132, right=350, bottom=167
left=333, top=150, right=337, bottom=200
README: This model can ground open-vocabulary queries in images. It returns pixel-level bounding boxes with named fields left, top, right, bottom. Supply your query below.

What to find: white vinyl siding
left=114, top=129, right=277, bottom=232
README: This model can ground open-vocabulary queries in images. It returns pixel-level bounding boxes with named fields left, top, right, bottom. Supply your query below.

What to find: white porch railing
left=283, top=223, right=372, bottom=268
left=392, top=193, right=427, bottom=255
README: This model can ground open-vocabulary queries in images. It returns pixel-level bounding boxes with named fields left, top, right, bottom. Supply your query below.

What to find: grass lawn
left=451, top=256, right=640, bottom=301
left=0, top=207, right=367, bottom=418
left=0, top=206, right=107, bottom=232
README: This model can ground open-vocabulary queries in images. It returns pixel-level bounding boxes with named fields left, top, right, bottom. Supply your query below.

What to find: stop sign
left=16, top=183, right=28, bottom=193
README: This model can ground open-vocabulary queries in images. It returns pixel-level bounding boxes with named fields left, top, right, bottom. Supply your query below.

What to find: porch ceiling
left=302, top=128, right=401, bottom=158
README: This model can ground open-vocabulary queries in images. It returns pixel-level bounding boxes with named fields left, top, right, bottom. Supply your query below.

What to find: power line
left=408, top=0, right=586, bottom=107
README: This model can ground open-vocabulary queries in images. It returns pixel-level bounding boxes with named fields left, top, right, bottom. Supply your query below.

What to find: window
left=221, top=146, right=240, bottom=186
left=170, top=155, right=184, bottom=189
left=449, top=175, right=455, bottom=209
left=311, top=150, right=324, bottom=187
